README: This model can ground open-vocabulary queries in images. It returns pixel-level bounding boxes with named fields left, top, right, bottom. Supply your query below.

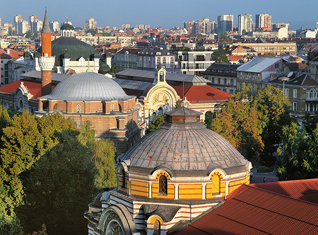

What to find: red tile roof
left=176, top=184, right=318, bottom=235
left=172, top=85, right=231, bottom=102
left=0, top=49, right=23, bottom=61
left=250, top=178, right=318, bottom=204
left=0, top=80, right=55, bottom=99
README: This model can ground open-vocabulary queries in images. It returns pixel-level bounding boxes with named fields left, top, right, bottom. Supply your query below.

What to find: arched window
left=118, top=104, right=122, bottom=112
left=117, top=119, right=120, bottom=129
left=121, top=168, right=125, bottom=188
left=77, top=104, right=81, bottom=113
left=19, top=100, right=23, bottom=109
left=159, top=175, right=167, bottom=195
left=153, top=220, right=161, bottom=235
left=212, top=174, right=220, bottom=195
left=111, top=104, right=114, bottom=111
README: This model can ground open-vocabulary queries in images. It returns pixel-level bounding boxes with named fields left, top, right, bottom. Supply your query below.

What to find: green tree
left=212, top=49, right=229, bottom=64
left=210, top=85, right=264, bottom=163
left=8, top=27, right=12, bottom=36
left=218, top=31, right=227, bottom=40
left=146, top=114, right=165, bottom=134
left=254, top=85, right=293, bottom=155
left=303, top=111, right=318, bottom=136
left=25, top=31, right=32, bottom=38
left=242, top=29, right=247, bottom=35
left=93, top=139, right=117, bottom=189
left=0, top=110, right=44, bottom=226
left=16, top=128, right=96, bottom=235
left=197, top=34, right=204, bottom=39
left=142, top=35, right=149, bottom=39
left=110, top=64, right=120, bottom=74
left=33, top=31, right=39, bottom=38
left=175, top=99, right=183, bottom=109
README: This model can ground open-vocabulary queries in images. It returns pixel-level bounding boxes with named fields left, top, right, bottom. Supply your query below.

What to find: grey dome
left=42, top=72, right=129, bottom=101
left=120, top=108, right=250, bottom=176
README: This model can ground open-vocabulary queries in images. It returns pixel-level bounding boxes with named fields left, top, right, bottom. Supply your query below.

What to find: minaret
left=39, top=8, right=55, bottom=96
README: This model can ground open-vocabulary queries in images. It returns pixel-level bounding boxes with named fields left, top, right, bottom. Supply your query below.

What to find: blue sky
left=0, top=0, right=317, bottom=30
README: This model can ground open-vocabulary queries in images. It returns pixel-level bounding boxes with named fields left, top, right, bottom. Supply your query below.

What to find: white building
left=238, top=14, right=253, bottom=35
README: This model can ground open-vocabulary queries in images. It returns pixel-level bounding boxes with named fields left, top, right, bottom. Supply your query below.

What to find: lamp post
left=279, top=77, right=289, bottom=101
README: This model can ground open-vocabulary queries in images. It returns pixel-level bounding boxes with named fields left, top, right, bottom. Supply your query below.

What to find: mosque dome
left=120, top=107, right=250, bottom=176
left=60, top=23, right=74, bottom=31
left=98, top=62, right=111, bottom=74
left=38, top=37, right=98, bottom=66
left=42, top=72, right=129, bottom=101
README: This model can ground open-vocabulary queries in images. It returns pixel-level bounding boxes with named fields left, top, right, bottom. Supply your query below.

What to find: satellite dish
left=287, top=72, right=293, bottom=78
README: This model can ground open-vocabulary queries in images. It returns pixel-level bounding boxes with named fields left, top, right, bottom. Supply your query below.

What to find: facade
left=236, top=57, right=283, bottom=94
left=269, top=74, right=318, bottom=120
left=37, top=72, right=141, bottom=153
left=201, top=63, right=240, bottom=94
left=115, top=68, right=231, bottom=124
left=85, top=18, right=97, bottom=30
left=307, top=47, right=318, bottom=80
left=115, top=48, right=143, bottom=71
left=0, top=48, right=24, bottom=85
left=84, top=107, right=252, bottom=235
left=255, top=14, right=272, bottom=31
left=238, top=14, right=253, bottom=35
left=137, top=48, right=180, bottom=73
left=229, top=42, right=297, bottom=56
left=217, top=15, right=233, bottom=32
left=35, top=23, right=102, bottom=74
left=177, top=50, right=214, bottom=75
left=49, top=21, right=59, bottom=32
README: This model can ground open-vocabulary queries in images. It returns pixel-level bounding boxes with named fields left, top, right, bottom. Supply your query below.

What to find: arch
left=76, top=104, right=81, bottom=113
left=103, top=102, right=106, bottom=113
left=158, top=175, right=167, bottom=195
left=153, top=220, right=161, bottom=235
left=118, top=104, right=122, bottom=112
left=117, top=119, right=120, bottom=129
left=111, top=104, right=114, bottom=111
left=211, top=174, right=220, bottom=195
left=98, top=204, right=137, bottom=235
left=19, top=100, right=23, bottom=109
left=53, top=103, right=58, bottom=111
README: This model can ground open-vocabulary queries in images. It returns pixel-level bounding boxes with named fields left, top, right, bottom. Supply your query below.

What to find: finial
left=86, top=62, right=91, bottom=72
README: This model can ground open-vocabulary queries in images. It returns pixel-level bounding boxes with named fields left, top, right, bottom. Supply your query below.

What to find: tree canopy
left=146, top=114, right=165, bottom=134
left=212, top=49, right=229, bottom=64
left=254, top=85, right=293, bottom=155
left=210, top=85, right=263, bottom=163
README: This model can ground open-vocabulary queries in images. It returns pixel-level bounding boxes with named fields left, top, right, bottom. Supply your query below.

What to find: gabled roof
left=269, top=74, right=318, bottom=86
left=250, top=178, right=318, bottom=204
left=175, top=184, right=318, bottom=235
left=172, top=85, right=231, bottom=102
left=0, top=49, right=23, bottom=61
left=0, top=80, right=56, bottom=99
left=237, top=56, right=282, bottom=73
left=202, top=63, right=240, bottom=77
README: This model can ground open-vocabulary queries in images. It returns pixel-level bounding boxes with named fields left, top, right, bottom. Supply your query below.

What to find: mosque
left=84, top=107, right=252, bottom=235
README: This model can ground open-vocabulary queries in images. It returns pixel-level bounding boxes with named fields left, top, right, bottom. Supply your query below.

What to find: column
left=129, top=180, right=131, bottom=195
left=225, top=181, right=229, bottom=196
left=202, top=183, right=206, bottom=200
left=148, top=182, right=152, bottom=198
left=174, top=184, right=179, bottom=200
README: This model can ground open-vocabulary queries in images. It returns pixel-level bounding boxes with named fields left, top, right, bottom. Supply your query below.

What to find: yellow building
left=84, top=107, right=252, bottom=235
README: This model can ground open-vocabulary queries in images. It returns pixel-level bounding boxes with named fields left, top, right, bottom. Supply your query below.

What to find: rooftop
left=237, top=56, right=282, bottom=73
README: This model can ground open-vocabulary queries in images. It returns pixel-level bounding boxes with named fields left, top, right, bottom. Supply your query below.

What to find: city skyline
left=0, top=0, right=317, bottom=30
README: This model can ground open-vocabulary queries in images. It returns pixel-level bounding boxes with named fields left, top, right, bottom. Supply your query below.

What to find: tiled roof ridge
left=235, top=184, right=318, bottom=207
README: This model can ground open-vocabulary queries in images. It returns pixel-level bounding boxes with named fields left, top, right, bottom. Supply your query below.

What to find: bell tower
left=39, top=8, right=55, bottom=96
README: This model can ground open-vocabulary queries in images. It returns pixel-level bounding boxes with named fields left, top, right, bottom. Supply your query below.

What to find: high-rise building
left=50, top=21, right=59, bottom=32
left=255, top=14, right=272, bottom=31
left=13, top=15, right=23, bottom=34
left=29, top=15, right=38, bottom=33
left=184, top=21, right=194, bottom=34
left=122, top=24, right=130, bottom=30
left=85, top=18, right=97, bottom=30
left=238, top=14, right=253, bottom=35
left=217, top=15, right=233, bottom=32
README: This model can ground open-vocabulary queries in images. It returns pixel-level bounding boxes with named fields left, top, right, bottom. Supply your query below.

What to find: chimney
left=6, top=49, right=10, bottom=54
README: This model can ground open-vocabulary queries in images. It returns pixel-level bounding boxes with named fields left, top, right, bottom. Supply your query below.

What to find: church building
left=84, top=107, right=252, bottom=234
